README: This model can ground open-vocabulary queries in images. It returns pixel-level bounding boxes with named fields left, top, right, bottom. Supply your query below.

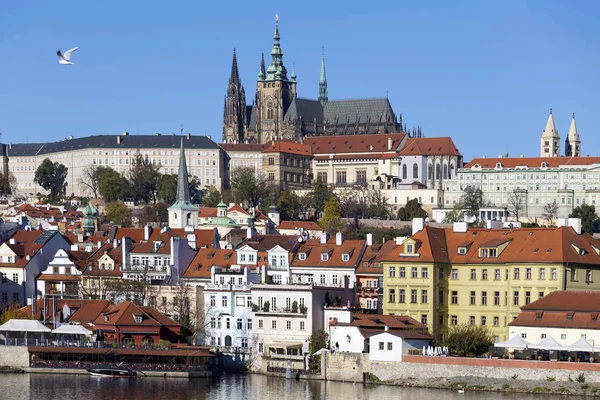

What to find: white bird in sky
left=56, top=47, right=79, bottom=65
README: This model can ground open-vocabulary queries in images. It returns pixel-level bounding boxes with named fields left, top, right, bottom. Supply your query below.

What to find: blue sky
left=1, top=1, right=599, bottom=160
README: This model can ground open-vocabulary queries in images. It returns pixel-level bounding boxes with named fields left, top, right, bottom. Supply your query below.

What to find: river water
left=2, top=373, right=545, bottom=399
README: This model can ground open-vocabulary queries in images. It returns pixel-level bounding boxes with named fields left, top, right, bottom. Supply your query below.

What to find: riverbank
left=0, top=366, right=25, bottom=374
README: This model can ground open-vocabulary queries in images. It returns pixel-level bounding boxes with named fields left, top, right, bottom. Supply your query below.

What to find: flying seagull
left=57, top=47, right=79, bottom=65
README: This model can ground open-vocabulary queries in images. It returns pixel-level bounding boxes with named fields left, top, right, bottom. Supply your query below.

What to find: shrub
left=299, top=304, right=308, bottom=314
left=441, top=323, right=494, bottom=357
left=501, top=384, right=510, bottom=391
left=576, top=373, right=586, bottom=383
left=582, top=383, right=590, bottom=390
left=251, top=303, right=259, bottom=312
left=262, top=301, right=270, bottom=312
left=291, top=301, right=298, bottom=313
left=546, top=376, right=556, bottom=382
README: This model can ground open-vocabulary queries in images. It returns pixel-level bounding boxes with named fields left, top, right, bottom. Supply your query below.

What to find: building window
left=411, top=267, right=418, bottom=278
left=451, top=269, right=458, bottom=280
left=526, top=268, right=532, bottom=280
left=470, top=269, right=476, bottom=280
left=399, top=267, right=405, bottom=278
left=571, top=269, right=577, bottom=282
left=470, top=291, right=476, bottom=305
left=469, top=316, right=475, bottom=326
left=493, top=316, right=499, bottom=326
left=494, top=269, right=500, bottom=281
left=405, top=244, right=414, bottom=253
left=389, top=267, right=396, bottom=277
left=411, top=290, right=417, bottom=304
left=513, top=268, right=520, bottom=280
left=356, top=170, right=367, bottom=184
left=421, top=290, right=428, bottom=304
left=494, top=291, right=500, bottom=306
left=525, top=291, right=531, bottom=305
left=450, top=315, right=458, bottom=325
left=300, top=321, right=305, bottom=330
left=413, top=163, right=418, bottom=179
left=271, top=320, right=277, bottom=329
left=268, top=172, right=275, bottom=181
left=539, top=268, right=545, bottom=280
left=481, top=269, right=488, bottom=280
left=258, top=319, right=263, bottom=329
left=438, top=290, right=444, bottom=305
left=421, top=315, right=427, bottom=325
left=320, top=274, right=326, bottom=284
left=134, top=316, right=142, bottom=324
left=481, top=316, right=487, bottom=326
left=210, top=295, right=216, bottom=307
left=561, top=334, right=567, bottom=340
left=286, top=321, right=291, bottom=330
left=336, top=171, right=347, bottom=184
left=268, top=157, right=275, bottom=166
left=421, top=267, right=428, bottom=279
left=321, top=253, right=328, bottom=261
left=586, top=270, right=592, bottom=282
left=222, top=296, right=228, bottom=307
left=389, top=289, right=396, bottom=303
left=399, top=290, right=405, bottom=303
left=551, top=268, right=557, bottom=280
left=513, top=291, right=519, bottom=305
left=379, top=342, right=384, bottom=350
left=237, top=318, right=243, bottom=330
left=210, top=317, right=216, bottom=329
left=481, top=291, right=487, bottom=305
left=451, top=291, right=458, bottom=305
left=247, top=319, right=252, bottom=330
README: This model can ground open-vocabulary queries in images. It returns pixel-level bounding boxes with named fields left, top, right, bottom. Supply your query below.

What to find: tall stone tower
left=255, top=16, right=297, bottom=143
left=540, top=109, right=560, bottom=157
left=565, top=113, right=581, bottom=157
left=222, top=48, right=248, bottom=143
left=168, top=138, right=198, bottom=229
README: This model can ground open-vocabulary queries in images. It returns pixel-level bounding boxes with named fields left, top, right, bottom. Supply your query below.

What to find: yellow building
left=381, top=220, right=600, bottom=342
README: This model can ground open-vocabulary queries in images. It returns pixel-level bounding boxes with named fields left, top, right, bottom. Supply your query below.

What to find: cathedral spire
left=565, top=112, right=581, bottom=157
left=176, top=137, right=191, bottom=205
left=229, top=48, right=240, bottom=85
left=540, top=108, right=560, bottom=157
left=258, top=52, right=266, bottom=80
left=266, top=14, right=288, bottom=81
left=318, top=47, right=328, bottom=105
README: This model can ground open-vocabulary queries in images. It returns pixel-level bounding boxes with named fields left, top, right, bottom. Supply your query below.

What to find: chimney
left=122, top=237, right=132, bottom=266
left=186, top=133, right=191, bottom=140
left=117, top=136, right=121, bottom=144
left=9, top=238, right=16, bottom=245
left=412, top=218, right=425, bottom=235
left=187, top=233, right=197, bottom=250
left=567, top=218, right=582, bottom=235
left=387, top=137, right=392, bottom=150
left=247, top=227, right=255, bottom=239
left=113, top=239, right=119, bottom=249
left=453, top=222, right=468, bottom=233
left=320, top=232, right=330, bottom=244
left=122, top=132, right=129, bottom=136
left=97, top=241, right=101, bottom=249
left=335, top=232, right=344, bottom=246
left=395, top=236, right=404, bottom=245
left=384, top=325, right=389, bottom=332
left=366, top=233, right=373, bottom=246
left=144, top=225, right=152, bottom=241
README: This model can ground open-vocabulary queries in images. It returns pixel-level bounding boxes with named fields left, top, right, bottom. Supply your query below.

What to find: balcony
left=267, top=263, right=289, bottom=271
left=121, top=264, right=167, bottom=273
left=254, top=307, right=307, bottom=317
left=205, top=284, right=250, bottom=291
left=356, top=286, right=380, bottom=298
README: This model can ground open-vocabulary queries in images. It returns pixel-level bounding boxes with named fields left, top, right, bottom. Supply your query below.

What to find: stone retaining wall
left=0, top=346, right=29, bottom=368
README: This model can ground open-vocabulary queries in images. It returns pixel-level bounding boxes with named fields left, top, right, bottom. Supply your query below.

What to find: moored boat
left=87, top=366, right=137, bottom=377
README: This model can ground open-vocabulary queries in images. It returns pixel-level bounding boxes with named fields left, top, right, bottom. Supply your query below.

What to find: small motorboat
left=87, top=366, right=137, bottom=377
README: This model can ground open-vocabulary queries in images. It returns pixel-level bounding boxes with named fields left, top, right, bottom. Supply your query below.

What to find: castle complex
left=222, top=18, right=402, bottom=144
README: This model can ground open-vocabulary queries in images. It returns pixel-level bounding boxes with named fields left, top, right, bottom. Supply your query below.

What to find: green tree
left=443, top=204, right=465, bottom=223
left=460, top=186, right=484, bottom=221
left=442, top=324, right=493, bottom=357
left=105, top=201, right=132, bottom=227
left=366, top=189, right=391, bottom=219
left=201, top=186, right=222, bottom=207
left=569, top=204, right=600, bottom=234
left=157, top=174, right=178, bottom=204
left=320, top=194, right=343, bottom=234
left=129, top=151, right=161, bottom=204
left=34, top=158, right=68, bottom=202
left=277, top=189, right=303, bottom=221
left=309, top=329, right=329, bottom=354
left=136, top=203, right=169, bottom=226
left=506, top=189, right=526, bottom=222
left=302, top=181, right=331, bottom=213
left=397, top=198, right=428, bottom=221
left=230, top=166, right=271, bottom=207
left=97, top=167, right=129, bottom=202
left=0, top=172, right=16, bottom=197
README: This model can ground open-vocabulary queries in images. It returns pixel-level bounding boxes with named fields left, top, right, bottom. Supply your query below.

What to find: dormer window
left=134, top=315, right=143, bottom=324
left=405, top=244, right=414, bottom=254
left=541, top=162, right=548, bottom=168
left=299, top=253, right=306, bottom=261
left=458, top=247, right=467, bottom=255
left=495, top=162, right=503, bottom=169
left=342, top=254, right=349, bottom=262
left=321, top=253, right=329, bottom=261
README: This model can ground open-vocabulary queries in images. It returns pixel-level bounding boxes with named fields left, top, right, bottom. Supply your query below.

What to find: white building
left=36, top=248, right=88, bottom=299
left=202, top=266, right=259, bottom=348
left=236, top=234, right=299, bottom=285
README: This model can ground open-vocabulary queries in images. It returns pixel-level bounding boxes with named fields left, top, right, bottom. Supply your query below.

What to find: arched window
left=412, top=163, right=418, bottom=179
left=186, top=213, right=192, bottom=225
left=435, top=164, right=441, bottom=180
left=443, top=164, right=448, bottom=179
left=449, top=163, right=455, bottom=179
left=267, top=102, right=274, bottom=119
left=402, top=164, right=407, bottom=180
left=428, top=164, right=433, bottom=180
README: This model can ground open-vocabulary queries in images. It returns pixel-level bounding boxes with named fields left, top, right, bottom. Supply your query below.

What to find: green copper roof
left=258, top=53, right=266, bottom=80
left=207, top=216, right=240, bottom=227
left=265, top=20, right=289, bottom=81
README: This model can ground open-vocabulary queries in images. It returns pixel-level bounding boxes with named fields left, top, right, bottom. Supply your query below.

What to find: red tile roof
left=306, top=133, right=406, bottom=156
left=94, top=301, right=180, bottom=329
left=238, top=234, right=300, bottom=252
left=465, top=156, right=600, bottom=169
left=183, top=248, right=237, bottom=279
left=20, top=299, right=113, bottom=322
left=199, top=208, right=218, bottom=218
left=220, top=143, right=270, bottom=152
left=397, top=137, right=461, bottom=156
left=292, top=238, right=365, bottom=268
left=262, top=140, right=313, bottom=156
left=332, top=313, right=430, bottom=337
left=355, top=240, right=397, bottom=275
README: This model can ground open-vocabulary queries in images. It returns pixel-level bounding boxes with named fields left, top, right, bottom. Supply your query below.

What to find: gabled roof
left=520, top=291, right=600, bottom=312
left=94, top=301, right=179, bottom=328
left=198, top=208, right=218, bottom=218
left=464, top=156, right=600, bottom=169
left=237, top=234, right=299, bottom=252
left=292, top=238, right=365, bottom=268
left=183, top=248, right=237, bottom=279
left=332, top=313, right=429, bottom=333
left=306, top=133, right=406, bottom=159
left=19, top=299, right=113, bottom=322
left=0, top=230, right=59, bottom=268
left=397, top=137, right=461, bottom=156
left=355, top=240, right=397, bottom=275
left=323, top=98, right=396, bottom=126
left=262, top=140, right=313, bottom=156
